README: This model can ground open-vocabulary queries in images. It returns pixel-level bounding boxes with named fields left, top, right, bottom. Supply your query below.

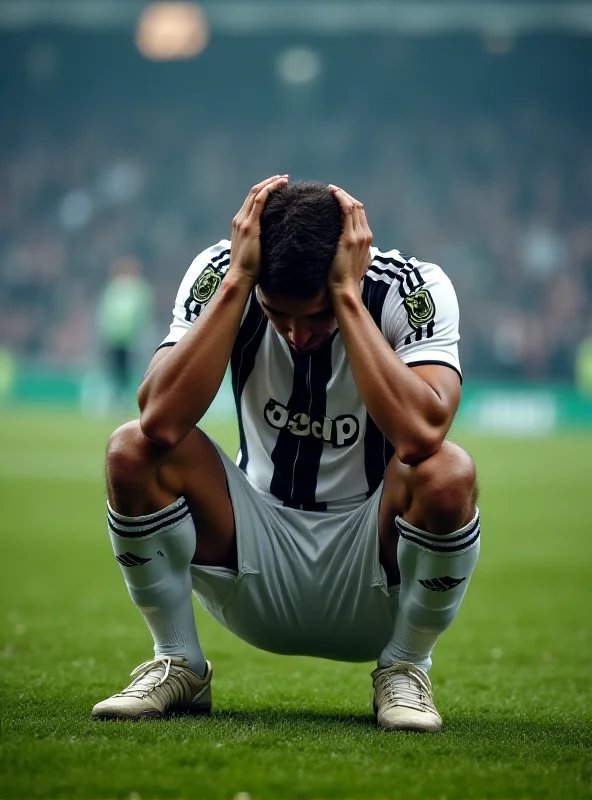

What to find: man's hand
left=230, top=175, right=289, bottom=288
left=328, top=185, right=373, bottom=295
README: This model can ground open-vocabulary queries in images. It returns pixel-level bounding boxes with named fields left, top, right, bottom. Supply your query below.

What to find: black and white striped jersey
left=159, top=240, right=461, bottom=511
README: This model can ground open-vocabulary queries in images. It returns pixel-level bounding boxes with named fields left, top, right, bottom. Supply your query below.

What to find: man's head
left=257, top=181, right=343, bottom=353
left=259, top=181, right=343, bottom=297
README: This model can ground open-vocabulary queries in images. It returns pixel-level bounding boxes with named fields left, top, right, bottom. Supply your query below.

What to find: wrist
left=224, top=267, right=257, bottom=295
left=329, top=280, right=363, bottom=307
left=216, top=271, right=255, bottom=312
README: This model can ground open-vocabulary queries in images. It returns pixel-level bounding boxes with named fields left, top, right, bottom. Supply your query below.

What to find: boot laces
left=117, top=657, right=187, bottom=699
left=374, top=662, right=434, bottom=713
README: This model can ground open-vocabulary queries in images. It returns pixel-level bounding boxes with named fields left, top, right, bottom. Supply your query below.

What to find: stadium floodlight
left=1, top=2, right=592, bottom=35
left=135, top=2, right=209, bottom=61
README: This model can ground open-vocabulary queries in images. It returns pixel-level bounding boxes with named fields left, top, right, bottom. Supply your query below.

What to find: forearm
left=138, top=274, right=252, bottom=447
left=333, top=287, right=451, bottom=463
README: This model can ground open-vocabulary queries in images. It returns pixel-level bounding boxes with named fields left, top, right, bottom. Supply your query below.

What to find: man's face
left=257, top=287, right=337, bottom=354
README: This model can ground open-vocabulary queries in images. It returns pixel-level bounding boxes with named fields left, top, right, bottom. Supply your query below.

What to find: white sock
left=378, top=508, right=481, bottom=672
left=107, top=496, right=207, bottom=677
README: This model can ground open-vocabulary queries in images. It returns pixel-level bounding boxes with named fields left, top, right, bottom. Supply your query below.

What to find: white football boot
left=91, top=656, right=213, bottom=720
left=371, top=661, right=443, bottom=733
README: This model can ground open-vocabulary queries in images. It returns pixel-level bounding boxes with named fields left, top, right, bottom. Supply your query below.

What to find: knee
left=106, top=420, right=153, bottom=491
left=409, top=441, right=477, bottom=532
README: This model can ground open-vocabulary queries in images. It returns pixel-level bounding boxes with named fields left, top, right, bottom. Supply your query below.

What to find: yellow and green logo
left=404, top=289, right=435, bottom=327
left=192, top=266, right=222, bottom=305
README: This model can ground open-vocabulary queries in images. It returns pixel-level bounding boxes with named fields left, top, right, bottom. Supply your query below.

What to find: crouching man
left=92, top=177, right=479, bottom=733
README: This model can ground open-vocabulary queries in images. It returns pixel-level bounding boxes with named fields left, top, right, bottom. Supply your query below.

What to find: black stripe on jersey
left=395, top=266, right=426, bottom=300
left=391, top=262, right=434, bottom=342
left=230, top=293, right=268, bottom=471
left=373, top=253, right=407, bottom=268
left=363, top=414, right=395, bottom=498
left=211, top=248, right=231, bottom=265
left=269, top=344, right=333, bottom=512
left=367, top=264, right=398, bottom=281
left=370, top=255, right=424, bottom=296
left=361, top=274, right=396, bottom=495
left=362, top=271, right=392, bottom=328
left=183, top=253, right=230, bottom=322
left=405, top=326, right=423, bottom=346
left=406, top=267, right=424, bottom=292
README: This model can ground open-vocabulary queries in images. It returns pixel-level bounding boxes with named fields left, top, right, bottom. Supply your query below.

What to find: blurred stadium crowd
left=1, top=30, right=591, bottom=382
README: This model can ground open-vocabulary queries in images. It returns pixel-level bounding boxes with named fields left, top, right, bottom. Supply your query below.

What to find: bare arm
left=138, top=175, right=288, bottom=448
left=328, top=185, right=460, bottom=464
left=138, top=275, right=252, bottom=448
left=332, top=287, right=460, bottom=463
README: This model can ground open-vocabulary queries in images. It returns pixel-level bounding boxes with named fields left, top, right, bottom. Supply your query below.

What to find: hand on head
left=328, top=185, right=373, bottom=295
left=230, top=175, right=289, bottom=287
left=229, top=177, right=371, bottom=296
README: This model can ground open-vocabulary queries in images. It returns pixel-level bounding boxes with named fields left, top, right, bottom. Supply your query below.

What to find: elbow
left=136, top=377, right=151, bottom=419
left=395, top=433, right=442, bottom=466
left=136, top=370, right=186, bottom=450
left=138, top=394, right=185, bottom=450
left=139, top=411, right=181, bottom=450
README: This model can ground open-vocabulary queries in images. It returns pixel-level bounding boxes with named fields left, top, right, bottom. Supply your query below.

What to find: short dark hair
left=259, top=181, right=343, bottom=297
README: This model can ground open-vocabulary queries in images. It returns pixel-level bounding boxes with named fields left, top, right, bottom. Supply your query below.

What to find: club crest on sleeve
left=192, top=266, right=222, bottom=306
left=404, top=289, right=435, bottom=327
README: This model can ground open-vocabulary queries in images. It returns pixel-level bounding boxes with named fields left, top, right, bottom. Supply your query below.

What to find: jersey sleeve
left=381, top=259, right=462, bottom=379
left=158, top=239, right=231, bottom=349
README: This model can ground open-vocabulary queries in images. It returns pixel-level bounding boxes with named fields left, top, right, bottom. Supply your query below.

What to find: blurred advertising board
left=4, top=365, right=592, bottom=435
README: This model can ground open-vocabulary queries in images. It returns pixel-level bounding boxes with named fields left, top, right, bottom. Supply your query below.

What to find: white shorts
left=190, top=443, right=399, bottom=663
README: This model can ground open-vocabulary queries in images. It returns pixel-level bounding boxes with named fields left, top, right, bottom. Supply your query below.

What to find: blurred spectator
left=575, top=331, right=592, bottom=397
left=0, top=347, right=17, bottom=403
left=97, top=256, right=153, bottom=409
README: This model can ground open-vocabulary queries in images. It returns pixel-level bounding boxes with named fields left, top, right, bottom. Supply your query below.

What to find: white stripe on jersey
left=160, top=242, right=462, bottom=511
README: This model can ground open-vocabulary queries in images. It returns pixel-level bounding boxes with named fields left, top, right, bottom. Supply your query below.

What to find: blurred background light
left=135, top=2, right=209, bottom=61
left=96, top=161, right=145, bottom=207
left=277, top=46, right=322, bottom=86
left=58, top=190, right=94, bottom=231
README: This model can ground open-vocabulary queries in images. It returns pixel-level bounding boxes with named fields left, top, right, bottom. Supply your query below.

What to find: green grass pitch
left=0, top=408, right=590, bottom=800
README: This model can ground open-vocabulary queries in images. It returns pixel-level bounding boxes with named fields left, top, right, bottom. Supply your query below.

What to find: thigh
left=159, top=427, right=237, bottom=568
left=107, top=420, right=237, bottom=569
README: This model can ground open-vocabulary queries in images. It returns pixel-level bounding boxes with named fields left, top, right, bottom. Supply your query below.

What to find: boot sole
left=92, top=704, right=212, bottom=721
left=376, top=716, right=443, bottom=733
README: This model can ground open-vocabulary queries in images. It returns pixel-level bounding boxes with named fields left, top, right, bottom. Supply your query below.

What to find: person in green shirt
left=575, top=332, right=592, bottom=397
left=97, top=256, right=154, bottom=408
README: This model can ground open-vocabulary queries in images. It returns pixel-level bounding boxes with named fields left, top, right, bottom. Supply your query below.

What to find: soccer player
left=92, top=176, right=480, bottom=733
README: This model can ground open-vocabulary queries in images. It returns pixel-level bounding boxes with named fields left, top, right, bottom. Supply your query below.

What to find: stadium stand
left=1, top=30, right=590, bottom=381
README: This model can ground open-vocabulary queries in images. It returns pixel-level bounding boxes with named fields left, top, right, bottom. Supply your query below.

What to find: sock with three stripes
left=378, top=508, right=481, bottom=671
left=107, top=496, right=207, bottom=678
